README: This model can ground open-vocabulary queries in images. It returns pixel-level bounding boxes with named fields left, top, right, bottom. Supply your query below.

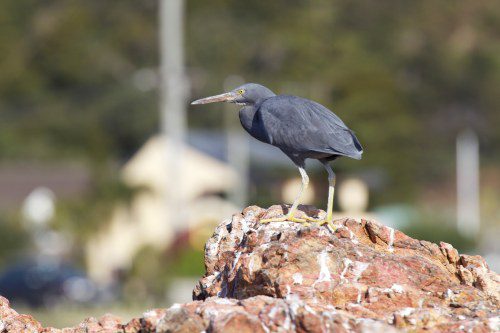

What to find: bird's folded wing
left=260, top=96, right=362, bottom=158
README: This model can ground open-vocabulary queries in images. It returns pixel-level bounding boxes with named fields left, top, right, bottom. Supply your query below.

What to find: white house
left=86, top=135, right=238, bottom=284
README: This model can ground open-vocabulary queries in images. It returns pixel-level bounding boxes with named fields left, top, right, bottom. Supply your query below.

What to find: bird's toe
left=318, top=219, right=338, bottom=231
left=259, top=215, right=311, bottom=226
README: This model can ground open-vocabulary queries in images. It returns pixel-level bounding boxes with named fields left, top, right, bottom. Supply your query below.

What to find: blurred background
left=0, top=0, right=499, bottom=327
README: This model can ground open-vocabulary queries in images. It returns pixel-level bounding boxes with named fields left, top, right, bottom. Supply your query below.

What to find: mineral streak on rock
left=0, top=205, right=499, bottom=332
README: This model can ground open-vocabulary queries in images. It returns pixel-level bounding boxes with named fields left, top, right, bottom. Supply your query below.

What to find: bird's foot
left=301, top=215, right=323, bottom=223
left=260, top=214, right=311, bottom=226
left=305, top=211, right=337, bottom=230
left=317, top=218, right=337, bottom=231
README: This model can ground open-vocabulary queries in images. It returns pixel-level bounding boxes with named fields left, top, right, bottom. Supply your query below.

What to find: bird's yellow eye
left=237, top=89, right=245, bottom=95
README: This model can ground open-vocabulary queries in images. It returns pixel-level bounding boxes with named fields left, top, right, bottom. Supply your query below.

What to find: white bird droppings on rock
left=387, top=227, right=395, bottom=252
left=143, top=310, right=159, bottom=318
left=348, top=229, right=359, bottom=244
left=339, top=258, right=353, bottom=282
left=292, top=272, right=303, bottom=285
left=351, top=261, right=369, bottom=282
left=398, top=307, right=415, bottom=317
left=303, top=304, right=317, bottom=315
left=356, top=289, right=363, bottom=304
left=248, top=255, right=256, bottom=275
left=230, top=252, right=242, bottom=275
left=213, top=298, right=236, bottom=305
left=315, top=251, right=332, bottom=283
left=391, top=284, right=404, bottom=293
left=170, top=303, right=182, bottom=310
left=488, top=317, right=499, bottom=331
left=268, top=305, right=280, bottom=320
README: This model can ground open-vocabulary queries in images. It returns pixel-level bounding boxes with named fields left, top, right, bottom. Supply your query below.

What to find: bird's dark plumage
left=236, top=85, right=363, bottom=166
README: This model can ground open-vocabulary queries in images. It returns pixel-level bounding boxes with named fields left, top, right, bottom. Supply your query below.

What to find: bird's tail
left=349, top=130, right=363, bottom=160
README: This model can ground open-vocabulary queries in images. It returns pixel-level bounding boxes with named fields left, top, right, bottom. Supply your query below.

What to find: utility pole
left=159, top=0, right=188, bottom=229
left=223, top=76, right=249, bottom=208
left=456, top=129, right=480, bottom=237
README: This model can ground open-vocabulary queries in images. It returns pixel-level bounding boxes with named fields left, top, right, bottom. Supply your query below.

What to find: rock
left=0, top=296, right=43, bottom=332
left=0, top=205, right=498, bottom=332
left=193, top=205, right=499, bottom=331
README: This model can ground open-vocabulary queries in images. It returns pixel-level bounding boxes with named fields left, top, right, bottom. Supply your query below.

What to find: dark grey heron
left=191, top=83, right=363, bottom=227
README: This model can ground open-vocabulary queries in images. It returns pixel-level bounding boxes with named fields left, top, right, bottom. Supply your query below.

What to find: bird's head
left=191, top=83, right=275, bottom=107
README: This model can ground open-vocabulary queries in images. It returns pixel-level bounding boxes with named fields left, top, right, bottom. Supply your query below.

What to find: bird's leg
left=287, top=167, right=308, bottom=220
left=260, top=166, right=311, bottom=225
left=318, top=161, right=337, bottom=230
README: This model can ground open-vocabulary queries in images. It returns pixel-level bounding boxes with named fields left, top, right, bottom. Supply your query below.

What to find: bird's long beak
left=191, top=91, right=238, bottom=105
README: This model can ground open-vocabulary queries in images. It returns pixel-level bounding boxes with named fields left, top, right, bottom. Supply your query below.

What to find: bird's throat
left=238, top=105, right=263, bottom=141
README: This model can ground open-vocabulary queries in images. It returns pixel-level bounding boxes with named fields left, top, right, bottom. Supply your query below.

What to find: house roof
left=0, top=162, right=91, bottom=210
left=188, top=130, right=292, bottom=166
left=122, top=135, right=237, bottom=200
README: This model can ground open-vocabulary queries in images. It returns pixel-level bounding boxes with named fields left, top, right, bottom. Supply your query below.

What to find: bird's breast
left=238, top=106, right=269, bottom=144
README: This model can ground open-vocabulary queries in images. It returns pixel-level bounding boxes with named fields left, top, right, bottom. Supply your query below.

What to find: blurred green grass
left=14, top=303, right=160, bottom=329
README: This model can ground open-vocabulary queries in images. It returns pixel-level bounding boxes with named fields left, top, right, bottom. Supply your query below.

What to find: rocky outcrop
left=0, top=297, right=42, bottom=332
left=1, top=205, right=499, bottom=332
left=193, top=206, right=499, bottom=327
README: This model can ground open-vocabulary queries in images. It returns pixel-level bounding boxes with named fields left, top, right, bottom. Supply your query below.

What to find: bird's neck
left=238, top=105, right=266, bottom=141
left=255, top=92, right=275, bottom=106
left=239, top=105, right=256, bottom=130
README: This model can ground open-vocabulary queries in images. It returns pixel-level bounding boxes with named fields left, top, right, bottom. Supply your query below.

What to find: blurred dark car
left=0, top=258, right=97, bottom=307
